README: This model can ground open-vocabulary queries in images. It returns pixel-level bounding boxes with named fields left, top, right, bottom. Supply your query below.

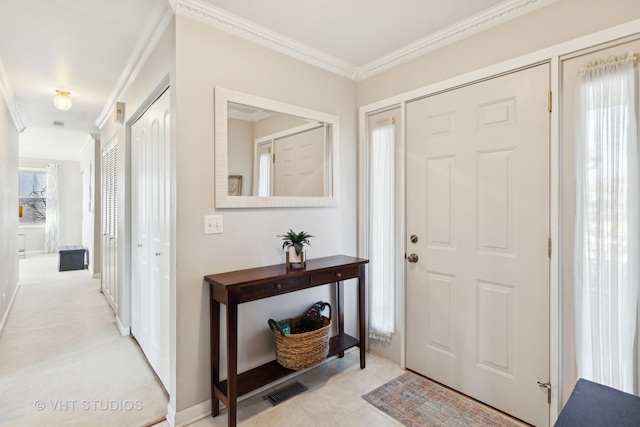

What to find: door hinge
left=548, top=91, right=552, bottom=112
left=538, top=381, right=551, bottom=404
left=548, top=238, right=552, bottom=258
left=273, top=153, right=276, bottom=163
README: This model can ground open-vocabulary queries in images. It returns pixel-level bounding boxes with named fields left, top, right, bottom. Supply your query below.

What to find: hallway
left=0, top=254, right=168, bottom=426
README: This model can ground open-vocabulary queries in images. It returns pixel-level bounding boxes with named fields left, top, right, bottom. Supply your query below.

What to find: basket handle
left=268, top=318, right=286, bottom=336
left=317, top=301, right=332, bottom=321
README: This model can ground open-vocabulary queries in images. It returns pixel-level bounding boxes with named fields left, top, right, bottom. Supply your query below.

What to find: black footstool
left=59, top=245, right=86, bottom=271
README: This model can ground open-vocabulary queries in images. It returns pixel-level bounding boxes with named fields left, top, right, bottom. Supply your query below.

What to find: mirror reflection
left=226, top=102, right=333, bottom=197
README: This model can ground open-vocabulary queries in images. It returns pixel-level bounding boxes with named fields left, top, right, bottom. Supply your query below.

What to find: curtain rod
left=579, top=52, right=636, bottom=75
left=375, top=117, right=396, bottom=126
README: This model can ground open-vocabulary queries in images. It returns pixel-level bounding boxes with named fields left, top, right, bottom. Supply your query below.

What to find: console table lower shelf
left=214, top=334, right=360, bottom=402
left=205, top=255, right=369, bottom=427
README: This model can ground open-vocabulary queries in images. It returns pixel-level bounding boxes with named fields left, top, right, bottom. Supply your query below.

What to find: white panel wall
left=79, top=136, right=100, bottom=276
left=0, top=95, right=19, bottom=330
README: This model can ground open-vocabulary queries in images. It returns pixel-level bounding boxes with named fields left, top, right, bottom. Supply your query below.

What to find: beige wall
left=358, top=0, right=640, bottom=106
left=174, top=15, right=358, bottom=411
left=227, top=118, right=254, bottom=196
left=0, top=96, right=19, bottom=329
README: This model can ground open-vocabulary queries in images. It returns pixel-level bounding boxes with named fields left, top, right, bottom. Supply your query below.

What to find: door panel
left=406, top=64, right=550, bottom=426
left=274, top=126, right=325, bottom=196
left=131, top=88, right=171, bottom=390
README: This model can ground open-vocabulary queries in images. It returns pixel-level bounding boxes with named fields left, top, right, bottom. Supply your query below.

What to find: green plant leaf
left=277, top=229, right=313, bottom=254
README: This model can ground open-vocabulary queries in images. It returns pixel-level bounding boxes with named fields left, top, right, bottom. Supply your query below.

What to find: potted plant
left=279, top=229, right=313, bottom=265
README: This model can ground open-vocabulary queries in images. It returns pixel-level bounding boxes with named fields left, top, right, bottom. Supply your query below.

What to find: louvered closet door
left=406, top=64, right=550, bottom=427
left=131, top=88, right=171, bottom=390
left=101, top=140, right=118, bottom=314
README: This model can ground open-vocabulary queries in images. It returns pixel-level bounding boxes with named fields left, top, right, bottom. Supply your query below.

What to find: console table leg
left=227, top=301, right=238, bottom=427
left=210, top=294, right=220, bottom=417
left=359, top=265, right=366, bottom=369
left=337, top=281, right=345, bottom=358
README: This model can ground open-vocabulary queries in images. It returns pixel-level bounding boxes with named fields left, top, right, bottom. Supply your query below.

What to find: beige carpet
left=0, top=254, right=168, bottom=427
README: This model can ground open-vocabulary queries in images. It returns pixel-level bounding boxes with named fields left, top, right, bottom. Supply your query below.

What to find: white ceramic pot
left=288, top=246, right=303, bottom=263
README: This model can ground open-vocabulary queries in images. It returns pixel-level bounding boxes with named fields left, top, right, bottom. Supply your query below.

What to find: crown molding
left=357, top=0, right=560, bottom=80
left=174, top=0, right=359, bottom=79
left=174, top=0, right=558, bottom=82
left=0, top=54, right=25, bottom=132
left=228, top=109, right=273, bottom=123
left=95, top=0, right=174, bottom=129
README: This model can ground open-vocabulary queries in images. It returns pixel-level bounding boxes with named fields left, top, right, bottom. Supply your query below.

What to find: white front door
left=406, top=64, right=550, bottom=426
left=274, top=125, right=325, bottom=196
left=131, top=88, right=171, bottom=390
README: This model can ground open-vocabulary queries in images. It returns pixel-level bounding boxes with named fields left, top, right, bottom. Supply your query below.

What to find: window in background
left=19, top=171, right=47, bottom=223
left=257, top=142, right=272, bottom=197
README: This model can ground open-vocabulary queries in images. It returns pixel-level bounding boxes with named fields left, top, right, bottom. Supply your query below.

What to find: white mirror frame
left=215, top=87, right=340, bottom=208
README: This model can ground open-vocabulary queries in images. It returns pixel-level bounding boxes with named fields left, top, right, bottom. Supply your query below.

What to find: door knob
left=407, top=253, right=419, bottom=263
left=138, top=244, right=143, bottom=247
left=410, top=235, right=418, bottom=244
left=155, top=252, right=161, bottom=256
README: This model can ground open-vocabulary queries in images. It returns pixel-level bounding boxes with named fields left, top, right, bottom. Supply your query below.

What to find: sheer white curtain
left=257, top=144, right=271, bottom=197
left=44, top=163, right=60, bottom=253
left=368, top=121, right=395, bottom=341
left=575, top=52, right=639, bottom=393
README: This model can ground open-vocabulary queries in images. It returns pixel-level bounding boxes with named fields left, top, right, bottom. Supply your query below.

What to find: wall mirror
left=215, top=87, right=340, bottom=208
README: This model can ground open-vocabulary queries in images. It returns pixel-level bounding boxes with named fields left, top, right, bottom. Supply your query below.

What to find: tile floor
left=156, top=351, right=528, bottom=427
left=167, top=351, right=404, bottom=427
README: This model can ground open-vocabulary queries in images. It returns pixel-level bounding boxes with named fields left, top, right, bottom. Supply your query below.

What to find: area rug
left=362, top=372, right=522, bottom=427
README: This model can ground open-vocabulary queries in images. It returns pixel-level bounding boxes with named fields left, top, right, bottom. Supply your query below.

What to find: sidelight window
left=574, top=52, right=639, bottom=393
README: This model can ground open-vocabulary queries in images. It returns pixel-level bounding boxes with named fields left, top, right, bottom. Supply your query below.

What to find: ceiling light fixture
left=53, top=90, right=72, bottom=111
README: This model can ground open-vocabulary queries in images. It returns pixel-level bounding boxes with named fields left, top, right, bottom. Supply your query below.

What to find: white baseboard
left=24, top=250, right=45, bottom=255
left=92, top=273, right=101, bottom=279
left=115, top=315, right=130, bottom=337
left=173, top=400, right=211, bottom=427
left=0, top=283, right=20, bottom=337
left=166, top=403, right=177, bottom=427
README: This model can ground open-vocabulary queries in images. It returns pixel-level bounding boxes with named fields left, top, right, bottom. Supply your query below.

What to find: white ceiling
left=0, top=0, right=554, bottom=160
left=19, top=127, right=92, bottom=161
left=0, top=0, right=159, bottom=134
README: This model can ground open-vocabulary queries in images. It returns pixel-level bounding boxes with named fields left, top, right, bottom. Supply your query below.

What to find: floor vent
left=264, top=381, right=308, bottom=406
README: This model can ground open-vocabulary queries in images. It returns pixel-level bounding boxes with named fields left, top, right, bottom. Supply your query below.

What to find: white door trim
left=125, top=75, right=174, bottom=407
left=358, top=18, right=640, bottom=425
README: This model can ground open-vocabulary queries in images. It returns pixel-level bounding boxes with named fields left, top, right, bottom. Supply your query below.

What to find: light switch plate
left=204, top=215, right=223, bottom=234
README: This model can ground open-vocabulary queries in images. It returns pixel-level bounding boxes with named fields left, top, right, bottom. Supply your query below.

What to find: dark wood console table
left=205, top=255, right=368, bottom=426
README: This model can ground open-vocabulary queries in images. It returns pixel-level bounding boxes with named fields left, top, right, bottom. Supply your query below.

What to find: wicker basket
left=271, top=315, right=331, bottom=370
